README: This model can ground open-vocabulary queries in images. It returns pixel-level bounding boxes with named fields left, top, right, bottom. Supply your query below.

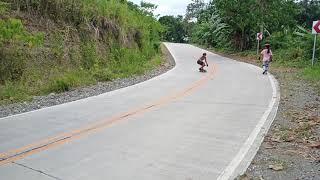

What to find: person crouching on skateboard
left=197, top=53, right=208, bottom=72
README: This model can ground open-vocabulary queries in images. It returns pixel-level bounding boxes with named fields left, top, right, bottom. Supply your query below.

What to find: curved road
left=0, top=43, right=279, bottom=180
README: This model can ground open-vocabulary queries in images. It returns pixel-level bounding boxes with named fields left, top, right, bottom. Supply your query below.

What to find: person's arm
left=270, top=50, right=273, bottom=62
left=259, top=49, right=264, bottom=60
left=205, top=57, right=208, bottom=66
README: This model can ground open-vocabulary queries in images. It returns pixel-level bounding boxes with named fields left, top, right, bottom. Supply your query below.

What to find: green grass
left=301, top=65, right=320, bottom=91
left=46, top=70, right=97, bottom=93
left=0, top=47, right=165, bottom=105
left=0, top=0, right=163, bottom=105
left=0, top=82, right=31, bottom=104
left=302, top=65, right=320, bottom=81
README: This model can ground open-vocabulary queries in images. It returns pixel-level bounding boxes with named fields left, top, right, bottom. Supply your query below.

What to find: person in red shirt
left=260, top=44, right=273, bottom=75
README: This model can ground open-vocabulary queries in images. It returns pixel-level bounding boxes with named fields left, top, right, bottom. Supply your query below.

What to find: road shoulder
left=202, top=48, right=320, bottom=180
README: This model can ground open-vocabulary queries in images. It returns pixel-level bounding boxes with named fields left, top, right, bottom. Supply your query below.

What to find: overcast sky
left=129, top=0, right=209, bottom=16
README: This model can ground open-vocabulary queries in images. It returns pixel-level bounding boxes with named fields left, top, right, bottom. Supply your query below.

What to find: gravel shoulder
left=0, top=44, right=175, bottom=118
left=244, top=67, right=320, bottom=180
left=209, top=51, right=320, bottom=180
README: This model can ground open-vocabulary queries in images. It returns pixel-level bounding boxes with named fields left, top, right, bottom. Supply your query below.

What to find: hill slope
left=0, top=0, right=163, bottom=104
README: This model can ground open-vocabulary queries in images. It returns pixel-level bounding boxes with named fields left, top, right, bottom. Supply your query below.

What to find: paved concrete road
left=0, top=43, right=279, bottom=180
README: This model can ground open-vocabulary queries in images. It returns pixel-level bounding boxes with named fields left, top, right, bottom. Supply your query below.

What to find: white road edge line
left=0, top=43, right=178, bottom=121
left=178, top=44, right=281, bottom=180
left=1, top=44, right=281, bottom=180
left=217, top=69, right=280, bottom=180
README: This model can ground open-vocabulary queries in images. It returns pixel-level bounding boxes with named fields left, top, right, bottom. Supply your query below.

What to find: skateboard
left=199, top=69, right=207, bottom=73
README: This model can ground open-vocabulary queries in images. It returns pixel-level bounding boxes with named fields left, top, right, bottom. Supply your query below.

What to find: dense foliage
left=191, top=0, right=299, bottom=50
left=158, top=0, right=320, bottom=85
left=158, top=15, right=188, bottom=43
left=185, top=0, right=320, bottom=65
left=0, top=0, right=163, bottom=103
left=297, top=0, right=320, bottom=27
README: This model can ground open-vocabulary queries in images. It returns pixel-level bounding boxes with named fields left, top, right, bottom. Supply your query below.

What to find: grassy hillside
left=0, top=0, right=163, bottom=104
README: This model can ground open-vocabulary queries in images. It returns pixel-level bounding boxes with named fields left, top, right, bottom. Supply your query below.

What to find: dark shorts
left=197, top=60, right=204, bottom=66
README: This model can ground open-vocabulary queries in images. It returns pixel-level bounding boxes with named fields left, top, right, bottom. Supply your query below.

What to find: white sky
left=129, top=0, right=210, bottom=16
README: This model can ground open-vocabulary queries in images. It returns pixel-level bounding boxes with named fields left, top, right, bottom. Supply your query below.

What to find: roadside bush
left=49, top=79, right=70, bottom=93
left=0, top=82, right=30, bottom=103
left=268, top=26, right=319, bottom=66
left=92, top=68, right=114, bottom=82
left=80, top=40, right=98, bottom=70
left=0, top=17, right=43, bottom=83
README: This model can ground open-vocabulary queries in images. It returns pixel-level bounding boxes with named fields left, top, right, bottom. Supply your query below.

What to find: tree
left=199, top=0, right=258, bottom=50
left=158, top=16, right=186, bottom=43
left=297, top=0, right=320, bottom=27
left=140, top=1, right=158, bottom=17
left=190, top=0, right=299, bottom=50
left=126, top=1, right=141, bottom=12
left=185, top=0, right=205, bottom=21
left=192, top=11, right=230, bottom=48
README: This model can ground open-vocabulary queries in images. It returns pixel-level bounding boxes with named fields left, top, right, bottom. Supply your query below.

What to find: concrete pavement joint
left=0, top=135, right=72, bottom=163
left=12, top=162, right=63, bottom=180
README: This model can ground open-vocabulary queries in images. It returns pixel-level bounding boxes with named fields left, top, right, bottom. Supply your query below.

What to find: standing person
left=260, top=44, right=273, bottom=75
left=197, top=53, right=209, bottom=72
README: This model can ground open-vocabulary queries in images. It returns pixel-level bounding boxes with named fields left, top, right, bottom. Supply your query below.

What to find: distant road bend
left=0, top=43, right=279, bottom=180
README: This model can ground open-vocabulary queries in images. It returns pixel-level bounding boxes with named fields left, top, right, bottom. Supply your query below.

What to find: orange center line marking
left=0, top=64, right=218, bottom=166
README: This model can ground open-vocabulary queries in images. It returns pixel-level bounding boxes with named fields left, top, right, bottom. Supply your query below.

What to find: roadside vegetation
left=0, top=0, right=163, bottom=104
left=158, top=0, right=320, bottom=89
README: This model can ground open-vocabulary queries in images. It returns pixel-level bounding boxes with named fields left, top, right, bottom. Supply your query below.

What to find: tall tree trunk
left=241, top=27, right=245, bottom=51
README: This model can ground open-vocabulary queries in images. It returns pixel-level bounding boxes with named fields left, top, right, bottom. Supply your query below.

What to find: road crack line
left=12, top=162, right=63, bottom=180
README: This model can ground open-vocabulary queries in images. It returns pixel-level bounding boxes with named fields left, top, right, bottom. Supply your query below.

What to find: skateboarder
left=197, top=53, right=208, bottom=72
left=260, top=44, right=273, bottom=75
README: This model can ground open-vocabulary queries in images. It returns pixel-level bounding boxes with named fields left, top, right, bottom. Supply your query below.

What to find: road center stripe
left=0, top=64, right=217, bottom=166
